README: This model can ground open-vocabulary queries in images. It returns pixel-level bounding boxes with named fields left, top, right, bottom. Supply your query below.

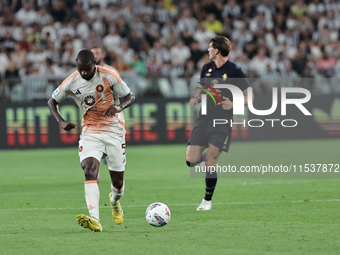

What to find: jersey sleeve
left=109, top=74, right=130, bottom=98
left=234, top=68, right=250, bottom=91
left=52, top=78, right=72, bottom=103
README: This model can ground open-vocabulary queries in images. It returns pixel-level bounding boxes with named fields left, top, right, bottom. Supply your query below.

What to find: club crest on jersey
left=208, top=68, right=212, bottom=72
left=222, top=73, right=227, bottom=81
left=96, top=84, right=104, bottom=92
left=84, top=95, right=96, bottom=106
left=79, top=146, right=83, bottom=152
left=211, top=79, right=218, bottom=87
left=206, top=73, right=211, bottom=77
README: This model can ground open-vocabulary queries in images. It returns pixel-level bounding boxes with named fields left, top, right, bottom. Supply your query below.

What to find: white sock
left=84, top=181, right=100, bottom=221
left=110, top=181, right=125, bottom=205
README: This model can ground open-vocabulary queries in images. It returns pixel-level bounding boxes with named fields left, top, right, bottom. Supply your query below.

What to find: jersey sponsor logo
left=96, top=84, right=104, bottom=92
left=206, top=73, right=211, bottom=77
left=79, top=146, right=83, bottom=152
left=84, top=95, right=96, bottom=106
left=75, top=89, right=81, bottom=95
left=222, top=73, right=227, bottom=81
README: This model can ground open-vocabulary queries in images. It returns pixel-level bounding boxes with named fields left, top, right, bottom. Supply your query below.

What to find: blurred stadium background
left=1, top=0, right=340, bottom=148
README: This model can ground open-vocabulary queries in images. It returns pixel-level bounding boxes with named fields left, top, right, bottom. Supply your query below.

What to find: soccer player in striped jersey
left=48, top=49, right=135, bottom=232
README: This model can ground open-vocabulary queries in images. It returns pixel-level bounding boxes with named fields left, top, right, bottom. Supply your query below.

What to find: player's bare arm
left=103, top=91, right=136, bottom=117
left=47, top=97, right=77, bottom=131
left=189, top=88, right=204, bottom=107
left=218, top=89, right=254, bottom=110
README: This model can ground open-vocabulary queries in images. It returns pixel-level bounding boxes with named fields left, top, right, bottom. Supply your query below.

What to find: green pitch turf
left=1, top=139, right=340, bottom=255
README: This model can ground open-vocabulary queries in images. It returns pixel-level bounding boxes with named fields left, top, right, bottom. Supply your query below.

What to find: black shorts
left=187, top=115, right=232, bottom=153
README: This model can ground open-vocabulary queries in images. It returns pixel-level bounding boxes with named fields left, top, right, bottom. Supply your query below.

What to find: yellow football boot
left=109, top=192, right=124, bottom=224
left=76, top=214, right=102, bottom=232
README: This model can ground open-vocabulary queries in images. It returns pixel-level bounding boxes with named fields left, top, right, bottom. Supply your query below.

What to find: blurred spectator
left=147, top=55, right=162, bottom=75
left=228, top=41, right=242, bottom=62
left=257, top=0, right=276, bottom=22
left=183, top=58, right=196, bottom=85
left=317, top=49, right=337, bottom=78
left=203, top=13, right=223, bottom=34
left=3, top=61, right=20, bottom=96
left=58, top=20, right=76, bottom=38
left=116, top=16, right=130, bottom=38
left=129, top=53, right=147, bottom=76
left=61, top=42, right=76, bottom=65
left=282, top=60, right=299, bottom=79
left=24, top=62, right=39, bottom=76
left=10, top=42, right=27, bottom=69
left=222, top=0, right=241, bottom=20
left=193, top=23, right=216, bottom=51
left=15, top=0, right=37, bottom=26
left=27, top=43, right=45, bottom=68
left=249, top=47, right=275, bottom=76
left=249, top=12, right=273, bottom=33
left=51, top=0, right=68, bottom=23
left=154, top=0, right=170, bottom=26
left=0, top=27, right=16, bottom=54
left=189, top=40, right=205, bottom=69
left=38, top=58, right=64, bottom=77
left=290, top=0, right=309, bottom=19
left=148, top=41, right=171, bottom=65
left=232, top=24, right=253, bottom=48
left=127, top=29, right=143, bottom=52
left=235, top=53, right=250, bottom=75
left=111, top=55, right=131, bottom=72
left=0, top=46, right=10, bottom=78
left=35, top=5, right=53, bottom=26
left=160, top=28, right=178, bottom=50
left=170, top=40, right=191, bottom=67
left=177, top=8, right=198, bottom=35
left=203, top=0, right=223, bottom=22
left=76, top=14, right=91, bottom=41
left=85, top=29, right=103, bottom=49
left=308, top=0, right=326, bottom=17
left=103, top=25, right=122, bottom=52
left=116, top=40, right=134, bottom=64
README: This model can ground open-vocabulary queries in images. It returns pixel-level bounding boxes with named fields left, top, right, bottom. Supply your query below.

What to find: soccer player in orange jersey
left=48, top=49, right=135, bottom=231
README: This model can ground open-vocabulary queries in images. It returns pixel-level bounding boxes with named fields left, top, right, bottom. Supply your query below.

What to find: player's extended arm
left=218, top=88, right=254, bottom=110
left=103, top=91, right=136, bottom=117
left=47, top=97, right=77, bottom=131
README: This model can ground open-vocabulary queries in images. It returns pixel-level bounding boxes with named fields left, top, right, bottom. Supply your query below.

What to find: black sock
left=186, top=152, right=207, bottom=167
left=204, top=171, right=217, bottom=201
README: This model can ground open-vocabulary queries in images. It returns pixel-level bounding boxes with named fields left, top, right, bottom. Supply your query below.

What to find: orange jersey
left=52, top=66, right=130, bottom=134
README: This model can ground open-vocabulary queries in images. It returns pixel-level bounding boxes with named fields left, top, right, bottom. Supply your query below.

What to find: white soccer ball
left=145, top=202, right=171, bottom=227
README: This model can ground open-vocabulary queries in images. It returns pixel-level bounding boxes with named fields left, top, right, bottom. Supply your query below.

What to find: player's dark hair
left=210, top=36, right=232, bottom=57
left=76, top=49, right=95, bottom=64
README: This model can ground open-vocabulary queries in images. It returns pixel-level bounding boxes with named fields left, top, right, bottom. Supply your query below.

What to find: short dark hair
left=76, top=49, right=95, bottom=64
left=210, top=36, right=232, bottom=57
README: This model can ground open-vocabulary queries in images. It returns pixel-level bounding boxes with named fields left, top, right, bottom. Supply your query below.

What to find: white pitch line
left=2, top=199, right=340, bottom=211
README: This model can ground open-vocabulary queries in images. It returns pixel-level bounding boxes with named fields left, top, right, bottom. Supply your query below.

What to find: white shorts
left=78, top=132, right=126, bottom=172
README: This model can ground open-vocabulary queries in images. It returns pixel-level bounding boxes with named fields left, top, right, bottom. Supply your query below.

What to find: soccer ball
left=145, top=202, right=171, bottom=227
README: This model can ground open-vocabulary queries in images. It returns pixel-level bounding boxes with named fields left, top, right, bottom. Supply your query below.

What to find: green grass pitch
left=1, top=139, right=340, bottom=255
